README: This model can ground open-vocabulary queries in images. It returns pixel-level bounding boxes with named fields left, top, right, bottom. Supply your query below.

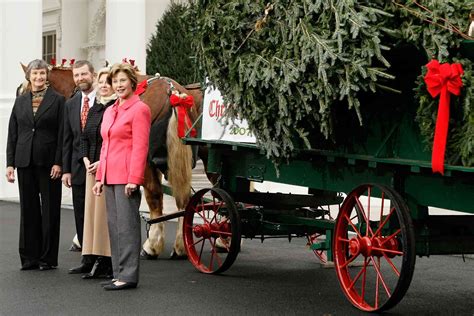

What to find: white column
left=0, top=0, right=42, bottom=199
left=106, top=0, right=146, bottom=72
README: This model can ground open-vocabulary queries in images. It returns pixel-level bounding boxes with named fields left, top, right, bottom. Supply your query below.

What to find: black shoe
left=82, top=257, right=113, bottom=279
left=20, top=262, right=39, bottom=270
left=39, top=264, right=57, bottom=271
left=100, top=279, right=117, bottom=287
left=68, top=263, right=92, bottom=274
left=103, top=282, right=137, bottom=291
left=69, top=243, right=82, bottom=252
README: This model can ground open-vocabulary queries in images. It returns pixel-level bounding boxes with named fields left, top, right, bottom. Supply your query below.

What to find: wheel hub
left=193, top=223, right=212, bottom=238
left=349, top=236, right=399, bottom=258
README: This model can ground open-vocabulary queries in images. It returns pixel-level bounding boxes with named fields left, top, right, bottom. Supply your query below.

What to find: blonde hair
left=108, top=63, right=138, bottom=91
left=96, top=66, right=111, bottom=81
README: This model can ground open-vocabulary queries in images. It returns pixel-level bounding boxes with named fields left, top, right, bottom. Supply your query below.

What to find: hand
left=5, top=166, right=15, bottom=183
left=62, top=173, right=72, bottom=188
left=87, top=161, right=99, bottom=175
left=125, top=183, right=138, bottom=197
left=83, top=157, right=90, bottom=170
left=50, top=165, right=62, bottom=180
left=92, top=182, right=103, bottom=196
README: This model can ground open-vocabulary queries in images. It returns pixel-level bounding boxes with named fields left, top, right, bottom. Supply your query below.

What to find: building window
left=42, top=32, right=56, bottom=64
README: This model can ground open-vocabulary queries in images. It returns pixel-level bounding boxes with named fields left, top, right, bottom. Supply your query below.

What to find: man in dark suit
left=62, top=60, right=97, bottom=273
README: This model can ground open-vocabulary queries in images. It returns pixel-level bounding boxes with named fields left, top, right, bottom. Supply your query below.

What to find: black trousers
left=72, top=183, right=86, bottom=246
left=17, top=166, right=62, bottom=266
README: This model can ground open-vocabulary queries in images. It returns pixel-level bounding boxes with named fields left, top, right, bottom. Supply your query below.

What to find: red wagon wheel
left=334, top=184, right=415, bottom=312
left=306, top=232, right=328, bottom=264
left=183, top=188, right=241, bottom=274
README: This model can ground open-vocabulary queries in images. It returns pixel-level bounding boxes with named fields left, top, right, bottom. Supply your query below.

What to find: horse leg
left=141, top=165, right=165, bottom=259
left=170, top=216, right=187, bottom=259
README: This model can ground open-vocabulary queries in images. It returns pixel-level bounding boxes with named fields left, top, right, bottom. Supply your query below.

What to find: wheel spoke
left=192, top=237, right=204, bottom=247
left=370, top=256, right=391, bottom=298
left=371, top=247, right=403, bottom=256
left=198, top=238, right=206, bottom=262
left=380, top=229, right=401, bottom=246
left=375, top=257, right=380, bottom=309
left=344, top=213, right=363, bottom=238
left=338, top=237, right=350, bottom=243
left=340, top=253, right=360, bottom=269
left=210, top=230, right=233, bottom=237
left=367, top=186, right=371, bottom=236
left=361, top=257, right=368, bottom=304
left=382, top=252, right=400, bottom=277
left=373, top=207, right=396, bottom=238
left=196, top=208, right=210, bottom=223
left=355, top=197, right=374, bottom=237
left=348, top=257, right=372, bottom=291
left=208, top=238, right=217, bottom=269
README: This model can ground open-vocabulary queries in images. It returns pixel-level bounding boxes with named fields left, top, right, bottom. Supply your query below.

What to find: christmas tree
left=147, top=1, right=201, bottom=84
left=189, top=0, right=474, bottom=166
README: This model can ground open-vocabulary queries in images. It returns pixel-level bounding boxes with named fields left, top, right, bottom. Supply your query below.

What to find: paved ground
left=1, top=161, right=474, bottom=315
left=1, top=198, right=474, bottom=316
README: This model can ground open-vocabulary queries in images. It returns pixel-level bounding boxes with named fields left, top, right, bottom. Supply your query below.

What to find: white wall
left=0, top=0, right=42, bottom=199
left=106, top=0, right=146, bottom=71
left=60, top=0, right=88, bottom=63
left=145, top=0, right=170, bottom=45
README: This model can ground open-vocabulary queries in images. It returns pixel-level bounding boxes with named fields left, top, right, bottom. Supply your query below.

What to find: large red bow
left=135, top=79, right=147, bottom=96
left=423, top=59, right=463, bottom=175
left=169, top=93, right=197, bottom=138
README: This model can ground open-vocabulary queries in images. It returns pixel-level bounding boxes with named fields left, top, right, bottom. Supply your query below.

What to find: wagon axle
left=192, top=222, right=231, bottom=239
left=348, top=236, right=399, bottom=259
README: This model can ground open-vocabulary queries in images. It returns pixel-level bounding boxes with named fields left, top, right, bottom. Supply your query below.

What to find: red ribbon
left=169, top=93, right=197, bottom=138
left=135, top=79, right=148, bottom=96
left=423, top=59, right=463, bottom=175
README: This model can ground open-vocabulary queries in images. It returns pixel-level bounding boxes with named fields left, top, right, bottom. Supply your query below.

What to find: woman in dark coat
left=6, top=59, right=64, bottom=270
left=80, top=67, right=116, bottom=279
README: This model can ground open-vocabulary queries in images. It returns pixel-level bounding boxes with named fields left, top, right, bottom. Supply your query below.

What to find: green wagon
left=178, top=102, right=474, bottom=312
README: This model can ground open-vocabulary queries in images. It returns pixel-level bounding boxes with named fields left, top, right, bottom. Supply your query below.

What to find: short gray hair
left=25, top=59, right=49, bottom=80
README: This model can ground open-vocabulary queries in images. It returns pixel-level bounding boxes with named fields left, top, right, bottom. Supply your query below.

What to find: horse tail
left=166, top=108, right=192, bottom=210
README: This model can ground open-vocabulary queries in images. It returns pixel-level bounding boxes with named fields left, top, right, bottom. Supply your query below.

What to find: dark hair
left=108, top=63, right=138, bottom=91
left=25, top=59, right=49, bottom=80
left=72, top=60, right=95, bottom=73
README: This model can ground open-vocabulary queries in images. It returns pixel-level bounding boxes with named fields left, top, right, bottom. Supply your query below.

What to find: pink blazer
left=96, top=95, right=151, bottom=185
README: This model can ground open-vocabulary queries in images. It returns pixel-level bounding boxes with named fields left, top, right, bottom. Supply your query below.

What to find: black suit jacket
left=62, top=92, right=86, bottom=185
left=80, top=99, right=115, bottom=164
left=7, top=87, right=65, bottom=168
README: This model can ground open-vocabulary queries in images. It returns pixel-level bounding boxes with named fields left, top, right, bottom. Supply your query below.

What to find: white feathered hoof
left=169, top=250, right=188, bottom=260
left=140, top=248, right=158, bottom=260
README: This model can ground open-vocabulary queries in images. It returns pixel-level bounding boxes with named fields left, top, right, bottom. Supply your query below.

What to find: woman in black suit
left=6, top=59, right=65, bottom=271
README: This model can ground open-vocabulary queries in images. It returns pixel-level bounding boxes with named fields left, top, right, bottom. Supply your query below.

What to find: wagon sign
left=201, top=85, right=256, bottom=143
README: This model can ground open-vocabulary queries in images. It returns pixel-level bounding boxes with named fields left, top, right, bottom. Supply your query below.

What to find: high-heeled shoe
left=82, top=257, right=113, bottom=279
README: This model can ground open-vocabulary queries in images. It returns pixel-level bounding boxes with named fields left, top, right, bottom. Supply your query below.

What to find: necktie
left=81, top=96, right=90, bottom=131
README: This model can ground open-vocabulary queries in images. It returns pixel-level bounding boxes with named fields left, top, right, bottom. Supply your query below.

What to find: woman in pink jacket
left=92, top=63, right=151, bottom=290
